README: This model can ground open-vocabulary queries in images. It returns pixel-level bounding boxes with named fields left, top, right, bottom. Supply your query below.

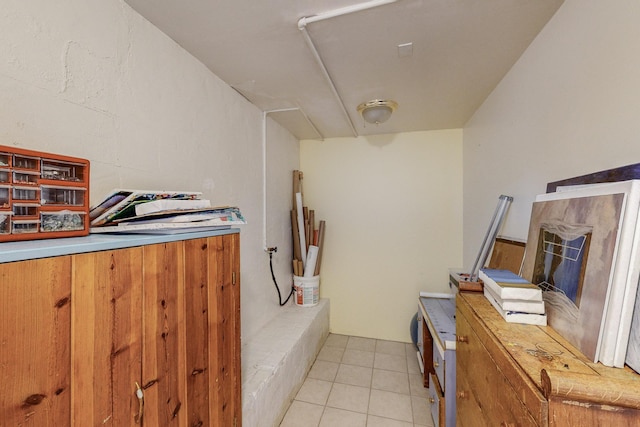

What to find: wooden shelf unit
left=0, top=145, right=90, bottom=241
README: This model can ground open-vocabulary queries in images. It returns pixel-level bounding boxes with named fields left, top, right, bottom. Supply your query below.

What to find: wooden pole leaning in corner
left=314, top=220, right=325, bottom=276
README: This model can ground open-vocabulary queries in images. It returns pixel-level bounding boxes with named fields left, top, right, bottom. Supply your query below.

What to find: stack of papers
left=90, top=189, right=246, bottom=234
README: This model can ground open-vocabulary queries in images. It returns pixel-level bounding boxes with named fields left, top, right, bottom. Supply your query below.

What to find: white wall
left=463, top=0, right=640, bottom=268
left=0, top=0, right=299, bottom=341
left=301, top=130, right=463, bottom=342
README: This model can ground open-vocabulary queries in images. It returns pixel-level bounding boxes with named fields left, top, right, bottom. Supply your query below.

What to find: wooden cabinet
left=418, top=295, right=457, bottom=427
left=456, top=292, right=640, bottom=427
left=0, top=231, right=241, bottom=427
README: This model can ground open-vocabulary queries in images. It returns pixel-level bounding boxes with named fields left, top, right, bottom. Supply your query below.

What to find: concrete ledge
left=242, top=299, right=330, bottom=427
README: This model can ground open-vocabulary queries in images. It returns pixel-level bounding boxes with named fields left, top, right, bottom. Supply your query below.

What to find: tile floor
left=279, top=334, right=434, bottom=427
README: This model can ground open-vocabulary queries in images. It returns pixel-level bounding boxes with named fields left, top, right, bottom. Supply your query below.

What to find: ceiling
left=124, top=0, right=564, bottom=140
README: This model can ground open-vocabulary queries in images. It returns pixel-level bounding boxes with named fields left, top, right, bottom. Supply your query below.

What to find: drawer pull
left=457, top=335, right=468, bottom=343
left=433, top=361, right=439, bottom=367
left=457, top=391, right=467, bottom=399
left=429, top=397, right=435, bottom=404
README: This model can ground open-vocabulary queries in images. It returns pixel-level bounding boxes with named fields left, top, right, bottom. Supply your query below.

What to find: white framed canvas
left=521, top=192, right=625, bottom=363
left=548, top=180, right=640, bottom=367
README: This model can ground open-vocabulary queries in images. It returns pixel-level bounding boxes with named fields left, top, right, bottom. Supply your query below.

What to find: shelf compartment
left=41, top=185, right=86, bottom=206
left=12, top=220, right=40, bottom=234
left=41, top=211, right=86, bottom=232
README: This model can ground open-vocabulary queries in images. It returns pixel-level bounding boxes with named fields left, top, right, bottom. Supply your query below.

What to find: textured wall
left=463, top=0, right=640, bottom=269
left=301, top=130, right=463, bottom=342
left=0, top=0, right=299, bottom=341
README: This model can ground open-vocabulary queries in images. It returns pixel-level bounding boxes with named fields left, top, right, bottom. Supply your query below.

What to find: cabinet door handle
left=457, top=391, right=467, bottom=399
left=433, top=361, right=439, bottom=367
left=135, top=381, right=144, bottom=424
left=429, top=397, right=435, bottom=404
left=456, top=335, right=468, bottom=343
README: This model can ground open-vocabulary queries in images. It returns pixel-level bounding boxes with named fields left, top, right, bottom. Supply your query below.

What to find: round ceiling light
left=357, top=99, right=398, bottom=125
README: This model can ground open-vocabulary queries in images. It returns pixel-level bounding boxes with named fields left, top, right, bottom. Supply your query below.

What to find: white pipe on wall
left=297, top=0, right=399, bottom=28
left=297, top=0, right=399, bottom=138
left=262, top=107, right=321, bottom=252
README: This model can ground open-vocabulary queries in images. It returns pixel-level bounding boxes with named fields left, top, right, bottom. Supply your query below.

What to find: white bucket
left=293, top=275, right=319, bottom=307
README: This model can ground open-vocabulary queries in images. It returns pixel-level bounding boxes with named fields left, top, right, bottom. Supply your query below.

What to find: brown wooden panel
left=208, top=233, right=241, bottom=427
left=487, top=237, right=526, bottom=274
left=456, top=299, right=541, bottom=427
left=71, top=247, right=143, bottom=426
left=142, top=242, right=187, bottom=426
left=548, top=397, right=640, bottom=426
left=183, top=238, right=211, bottom=426
left=0, top=257, right=72, bottom=426
left=422, top=316, right=434, bottom=388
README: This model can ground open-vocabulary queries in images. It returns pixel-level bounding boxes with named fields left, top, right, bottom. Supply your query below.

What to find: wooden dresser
left=0, top=229, right=241, bottom=426
left=418, top=295, right=457, bottom=427
left=456, top=292, right=640, bottom=426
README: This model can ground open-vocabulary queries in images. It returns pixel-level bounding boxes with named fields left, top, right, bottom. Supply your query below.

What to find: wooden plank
left=208, top=234, right=241, bottom=427
left=309, top=210, right=315, bottom=245
left=72, top=248, right=143, bottom=426
left=0, top=257, right=72, bottom=426
left=183, top=238, right=211, bottom=426
left=291, top=209, right=302, bottom=263
left=422, top=316, right=434, bottom=387
left=314, top=220, right=326, bottom=276
left=487, top=237, right=526, bottom=274
left=547, top=396, right=640, bottom=427
left=142, top=242, right=187, bottom=425
left=541, top=369, right=640, bottom=409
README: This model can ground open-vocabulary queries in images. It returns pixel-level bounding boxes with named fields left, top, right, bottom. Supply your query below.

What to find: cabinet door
left=142, top=241, right=187, bottom=425
left=0, top=257, right=72, bottom=426
left=72, top=247, right=143, bottom=426
left=208, top=233, right=241, bottom=427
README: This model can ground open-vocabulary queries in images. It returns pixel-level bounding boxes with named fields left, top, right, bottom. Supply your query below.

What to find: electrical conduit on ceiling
left=297, top=0, right=400, bottom=138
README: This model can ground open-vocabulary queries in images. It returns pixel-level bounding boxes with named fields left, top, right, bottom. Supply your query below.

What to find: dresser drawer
left=433, top=340, right=445, bottom=389
left=456, top=306, right=540, bottom=427
left=428, top=373, right=444, bottom=427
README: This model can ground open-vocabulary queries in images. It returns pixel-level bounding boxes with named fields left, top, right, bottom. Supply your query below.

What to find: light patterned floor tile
left=342, top=348, right=375, bottom=368
left=317, top=345, right=345, bottom=363
left=335, top=363, right=373, bottom=387
left=324, top=334, right=349, bottom=348
left=347, top=336, right=377, bottom=352
left=368, top=389, right=413, bottom=423
left=326, top=382, right=371, bottom=413
left=375, top=340, right=407, bottom=356
left=319, top=407, right=367, bottom=427
left=409, top=373, right=428, bottom=397
left=374, top=353, right=408, bottom=373
left=295, top=378, right=333, bottom=405
left=280, top=400, right=324, bottom=427
left=371, top=369, right=410, bottom=395
left=366, top=415, right=414, bottom=427
left=411, top=395, right=433, bottom=426
left=307, top=360, right=339, bottom=381
left=279, top=335, right=431, bottom=427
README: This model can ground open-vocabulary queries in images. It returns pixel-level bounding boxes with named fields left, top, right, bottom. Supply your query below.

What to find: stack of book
left=89, top=189, right=246, bottom=233
left=479, top=268, right=547, bottom=326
